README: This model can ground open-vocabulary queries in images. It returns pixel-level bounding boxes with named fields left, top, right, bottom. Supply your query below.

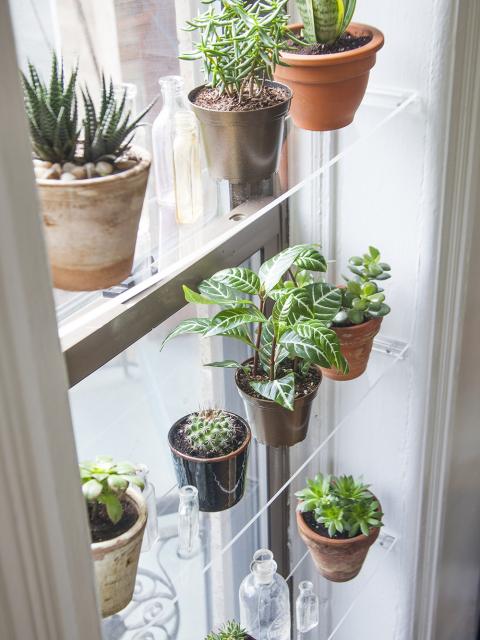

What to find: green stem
left=269, top=336, right=277, bottom=381
left=252, top=297, right=265, bottom=376
left=288, top=268, right=298, bottom=287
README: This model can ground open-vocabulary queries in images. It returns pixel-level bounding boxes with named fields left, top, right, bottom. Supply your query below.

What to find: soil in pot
left=88, top=499, right=138, bottom=543
left=291, top=32, right=372, bottom=56
left=191, top=84, right=290, bottom=112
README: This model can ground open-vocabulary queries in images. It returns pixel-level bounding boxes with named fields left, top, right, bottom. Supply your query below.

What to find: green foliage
left=296, top=473, right=383, bottom=538
left=294, top=0, right=356, bottom=45
left=183, top=409, right=238, bottom=455
left=206, top=620, right=248, bottom=640
left=21, top=53, right=80, bottom=163
left=180, top=0, right=293, bottom=102
left=80, top=456, right=144, bottom=525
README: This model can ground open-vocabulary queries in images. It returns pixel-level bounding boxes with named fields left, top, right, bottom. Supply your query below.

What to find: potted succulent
left=296, top=473, right=383, bottom=582
left=274, top=0, right=384, bottom=131
left=180, top=0, right=292, bottom=183
left=206, top=621, right=255, bottom=640
left=319, top=246, right=391, bottom=381
left=168, top=409, right=251, bottom=512
left=161, top=244, right=348, bottom=447
left=80, top=456, right=147, bottom=617
left=21, top=54, right=153, bottom=291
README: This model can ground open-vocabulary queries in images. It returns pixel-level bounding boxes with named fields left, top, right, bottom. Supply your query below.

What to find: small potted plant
left=319, top=246, right=391, bottom=381
left=22, top=54, right=153, bottom=291
left=168, top=409, right=251, bottom=512
left=296, top=473, right=383, bottom=582
left=162, top=244, right=348, bottom=447
left=80, top=456, right=147, bottom=617
left=180, top=0, right=292, bottom=183
left=206, top=620, right=255, bottom=640
left=274, top=0, right=384, bottom=131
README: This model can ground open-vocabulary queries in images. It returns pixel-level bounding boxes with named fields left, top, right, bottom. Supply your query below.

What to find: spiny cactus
left=206, top=620, right=248, bottom=640
left=184, top=410, right=238, bottom=456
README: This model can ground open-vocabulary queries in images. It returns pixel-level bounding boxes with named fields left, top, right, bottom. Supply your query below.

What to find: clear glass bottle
left=135, top=464, right=158, bottom=552
left=239, top=549, right=291, bottom=640
left=296, top=581, right=319, bottom=634
left=177, top=485, right=200, bottom=559
left=173, top=111, right=203, bottom=224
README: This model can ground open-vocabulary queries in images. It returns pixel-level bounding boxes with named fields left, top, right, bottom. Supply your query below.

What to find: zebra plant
left=295, top=0, right=357, bottom=45
left=161, top=244, right=349, bottom=410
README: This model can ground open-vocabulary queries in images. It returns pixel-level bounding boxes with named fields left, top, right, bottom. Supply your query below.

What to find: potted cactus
left=161, top=244, right=348, bottom=447
left=274, top=0, right=384, bottom=131
left=168, top=409, right=251, bottom=512
left=206, top=621, right=255, bottom=640
left=180, top=0, right=292, bottom=183
left=80, top=456, right=147, bottom=617
left=21, top=54, right=153, bottom=291
left=296, top=473, right=383, bottom=582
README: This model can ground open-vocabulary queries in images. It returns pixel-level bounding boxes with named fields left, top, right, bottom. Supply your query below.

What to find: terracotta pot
left=320, top=316, right=382, bottom=381
left=168, top=412, right=251, bottom=512
left=235, top=360, right=321, bottom=447
left=274, top=23, right=384, bottom=131
left=91, top=488, right=147, bottom=617
left=296, top=501, right=381, bottom=582
left=189, top=81, right=291, bottom=183
left=37, top=148, right=151, bottom=291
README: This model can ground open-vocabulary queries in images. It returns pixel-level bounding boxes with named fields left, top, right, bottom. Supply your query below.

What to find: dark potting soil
left=291, top=32, right=372, bottom=56
left=237, top=360, right=321, bottom=402
left=192, top=85, right=290, bottom=112
left=88, top=498, right=138, bottom=543
left=171, top=413, right=248, bottom=459
left=302, top=510, right=353, bottom=540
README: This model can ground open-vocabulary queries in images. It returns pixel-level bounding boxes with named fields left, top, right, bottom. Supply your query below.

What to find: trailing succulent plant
left=183, top=409, right=239, bottom=456
left=296, top=473, right=383, bottom=538
left=294, top=0, right=357, bottom=45
left=206, top=620, right=248, bottom=640
left=180, top=0, right=294, bottom=102
left=161, top=244, right=349, bottom=411
left=333, top=246, right=392, bottom=326
left=80, top=456, right=144, bottom=525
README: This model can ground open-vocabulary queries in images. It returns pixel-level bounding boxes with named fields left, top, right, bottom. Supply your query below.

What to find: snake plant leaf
left=206, top=307, right=267, bottom=337
left=295, top=0, right=317, bottom=43
left=294, top=246, right=328, bottom=272
left=250, top=371, right=295, bottom=411
left=312, top=0, right=345, bottom=44
left=279, top=329, right=331, bottom=368
left=210, top=267, right=261, bottom=295
left=161, top=318, right=211, bottom=349
left=294, top=320, right=349, bottom=373
left=306, top=283, right=343, bottom=324
left=341, top=0, right=356, bottom=32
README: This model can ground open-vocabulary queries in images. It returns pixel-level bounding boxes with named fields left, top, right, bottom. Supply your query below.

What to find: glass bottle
left=239, top=549, right=291, bottom=640
left=177, top=485, right=200, bottom=559
left=173, top=111, right=203, bottom=224
left=135, top=464, right=158, bottom=552
left=296, top=581, right=319, bottom=633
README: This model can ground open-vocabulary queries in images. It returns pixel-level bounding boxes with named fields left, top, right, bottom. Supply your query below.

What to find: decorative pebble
left=115, top=159, right=137, bottom=171
left=95, top=161, right=113, bottom=177
left=60, top=172, right=76, bottom=182
left=34, top=167, right=49, bottom=180
left=71, top=165, right=87, bottom=180
left=62, top=162, right=76, bottom=174
left=33, top=159, right=52, bottom=169
left=45, top=164, right=62, bottom=180
left=85, top=162, right=96, bottom=178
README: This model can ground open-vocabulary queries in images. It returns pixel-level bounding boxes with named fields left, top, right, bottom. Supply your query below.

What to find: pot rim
left=332, top=315, right=383, bottom=334
left=90, top=487, right=147, bottom=552
left=188, top=80, right=292, bottom=116
left=168, top=410, right=251, bottom=463
left=280, top=22, right=384, bottom=65
left=36, top=145, right=151, bottom=188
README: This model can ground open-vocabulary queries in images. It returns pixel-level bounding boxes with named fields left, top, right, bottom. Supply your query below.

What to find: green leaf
left=114, top=461, right=136, bottom=474
left=82, top=479, right=103, bottom=501
left=198, top=278, right=254, bottom=305
left=258, top=246, right=305, bottom=294
left=294, top=320, right=349, bottom=373
left=206, top=307, right=267, bottom=337
left=295, top=0, right=317, bottom=43
left=161, top=318, right=211, bottom=349
left=107, top=475, right=128, bottom=493
left=307, top=283, right=343, bottom=324
left=259, top=318, right=289, bottom=373
left=205, top=359, right=244, bottom=368
left=182, top=284, right=249, bottom=306
left=250, top=372, right=295, bottom=411
left=279, top=329, right=330, bottom=368
left=99, top=494, right=123, bottom=525
left=210, top=267, right=261, bottom=294
left=294, top=247, right=327, bottom=272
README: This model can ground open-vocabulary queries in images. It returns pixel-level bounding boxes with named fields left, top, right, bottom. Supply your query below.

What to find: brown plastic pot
left=37, top=147, right=151, bottom=291
left=296, top=500, right=381, bottom=582
left=319, top=317, right=382, bottom=381
left=235, top=360, right=321, bottom=448
left=274, top=23, right=384, bottom=131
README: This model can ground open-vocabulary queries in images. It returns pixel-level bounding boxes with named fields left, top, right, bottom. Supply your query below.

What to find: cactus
left=294, top=0, right=357, bottom=45
left=206, top=620, right=248, bottom=640
left=183, top=410, right=238, bottom=456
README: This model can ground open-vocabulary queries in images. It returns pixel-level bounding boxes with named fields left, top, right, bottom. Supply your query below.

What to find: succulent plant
left=183, top=410, right=238, bottom=456
left=294, top=0, right=357, bottom=45
left=206, top=620, right=248, bottom=640
left=296, top=473, right=383, bottom=538
left=80, top=456, right=144, bottom=525
left=21, top=53, right=80, bottom=163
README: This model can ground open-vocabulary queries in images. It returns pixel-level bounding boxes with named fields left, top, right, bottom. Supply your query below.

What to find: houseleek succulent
left=295, top=0, right=357, bottom=45
left=206, top=621, right=248, bottom=640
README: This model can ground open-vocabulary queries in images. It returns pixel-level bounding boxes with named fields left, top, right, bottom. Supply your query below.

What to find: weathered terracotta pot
left=91, top=488, right=147, bottom=617
left=274, top=23, right=384, bottom=131
left=296, top=501, right=381, bottom=582
left=37, top=148, right=151, bottom=291
left=320, top=317, right=382, bottom=381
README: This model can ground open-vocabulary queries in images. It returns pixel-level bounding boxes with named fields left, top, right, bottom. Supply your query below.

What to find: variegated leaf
left=206, top=307, right=267, bottom=337
left=295, top=0, right=317, bottom=43
left=279, top=329, right=331, bottom=368
left=161, top=318, right=211, bottom=349
left=219, top=324, right=255, bottom=348
left=294, top=320, right=349, bottom=373
left=197, top=278, right=253, bottom=306
left=250, top=372, right=295, bottom=411
left=294, top=246, right=327, bottom=272
left=258, top=245, right=306, bottom=294
left=204, top=360, right=244, bottom=369
left=210, top=267, right=261, bottom=295
left=259, top=318, right=289, bottom=373
left=306, top=283, right=342, bottom=324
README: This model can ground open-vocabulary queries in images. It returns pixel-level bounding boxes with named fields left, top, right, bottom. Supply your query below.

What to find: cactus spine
left=184, top=410, right=238, bottom=456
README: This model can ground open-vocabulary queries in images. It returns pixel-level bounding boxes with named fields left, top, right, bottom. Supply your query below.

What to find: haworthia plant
left=295, top=0, right=357, bottom=45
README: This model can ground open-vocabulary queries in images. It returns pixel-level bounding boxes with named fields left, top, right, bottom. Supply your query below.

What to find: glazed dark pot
left=235, top=363, right=321, bottom=448
left=188, top=81, right=291, bottom=184
left=168, top=412, right=251, bottom=512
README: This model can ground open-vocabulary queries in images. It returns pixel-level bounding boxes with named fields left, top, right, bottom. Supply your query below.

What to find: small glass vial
left=173, top=111, right=203, bottom=224
left=296, top=581, right=319, bottom=634
left=177, top=485, right=200, bottom=559
left=136, top=464, right=158, bottom=552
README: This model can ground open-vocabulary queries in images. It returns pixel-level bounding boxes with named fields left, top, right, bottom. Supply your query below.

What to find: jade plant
left=80, top=456, right=144, bottom=525
left=295, top=0, right=357, bottom=45
left=206, top=621, right=248, bottom=640
left=183, top=409, right=239, bottom=455
left=161, top=244, right=348, bottom=410
left=296, top=473, right=383, bottom=537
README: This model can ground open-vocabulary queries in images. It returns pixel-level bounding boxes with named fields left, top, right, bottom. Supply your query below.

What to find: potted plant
left=168, top=409, right=251, bottom=512
left=21, top=54, right=153, bottom=291
left=319, top=246, right=391, bottom=380
left=206, top=621, right=255, bottom=640
left=180, top=0, right=292, bottom=183
left=296, top=473, right=383, bottom=582
left=80, top=456, right=147, bottom=617
left=274, top=0, right=384, bottom=131
left=161, top=244, right=348, bottom=447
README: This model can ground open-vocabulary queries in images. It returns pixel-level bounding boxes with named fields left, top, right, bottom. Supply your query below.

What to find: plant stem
left=252, top=297, right=265, bottom=376
left=288, top=268, right=298, bottom=286
left=269, top=336, right=277, bottom=381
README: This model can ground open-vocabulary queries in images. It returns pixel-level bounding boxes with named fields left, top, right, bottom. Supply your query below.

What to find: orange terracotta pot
left=274, top=23, right=384, bottom=131
left=320, top=316, right=382, bottom=381
left=296, top=502, right=381, bottom=582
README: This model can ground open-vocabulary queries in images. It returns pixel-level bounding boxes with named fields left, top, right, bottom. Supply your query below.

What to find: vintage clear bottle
left=177, top=485, right=200, bottom=558
left=296, top=580, right=319, bottom=633
left=173, top=111, right=203, bottom=224
left=136, top=464, right=158, bottom=552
